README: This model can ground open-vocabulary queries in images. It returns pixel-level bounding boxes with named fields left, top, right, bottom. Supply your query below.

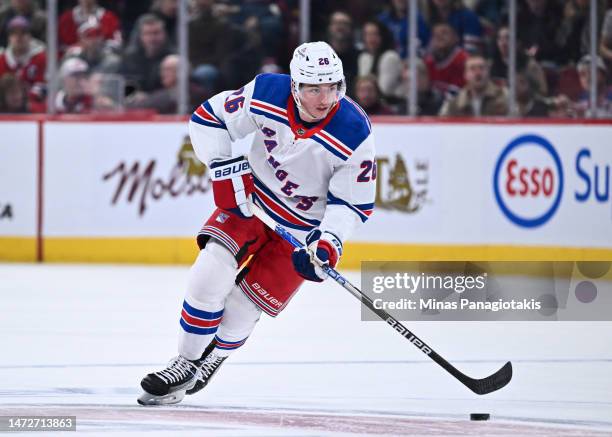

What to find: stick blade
left=468, top=361, right=513, bottom=395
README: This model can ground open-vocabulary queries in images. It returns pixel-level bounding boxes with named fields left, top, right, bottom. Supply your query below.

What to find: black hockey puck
left=470, top=413, right=490, bottom=421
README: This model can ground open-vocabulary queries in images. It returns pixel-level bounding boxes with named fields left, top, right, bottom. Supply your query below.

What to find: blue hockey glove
left=291, top=229, right=342, bottom=282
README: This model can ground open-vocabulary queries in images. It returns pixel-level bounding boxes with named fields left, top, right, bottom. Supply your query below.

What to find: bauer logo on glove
left=212, top=161, right=250, bottom=179
left=209, top=156, right=254, bottom=218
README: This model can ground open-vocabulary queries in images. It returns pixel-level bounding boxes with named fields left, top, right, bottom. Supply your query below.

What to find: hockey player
left=138, top=41, right=376, bottom=406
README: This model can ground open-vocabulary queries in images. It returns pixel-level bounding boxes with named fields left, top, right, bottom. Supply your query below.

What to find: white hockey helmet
left=289, top=41, right=346, bottom=116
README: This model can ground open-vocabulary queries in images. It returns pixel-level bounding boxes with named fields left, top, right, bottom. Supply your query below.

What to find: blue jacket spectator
left=428, top=0, right=483, bottom=54
left=377, top=0, right=431, bottom=58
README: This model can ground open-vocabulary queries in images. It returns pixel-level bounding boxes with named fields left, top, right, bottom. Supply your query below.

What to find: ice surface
left=1, top=263, right=611, bottom=436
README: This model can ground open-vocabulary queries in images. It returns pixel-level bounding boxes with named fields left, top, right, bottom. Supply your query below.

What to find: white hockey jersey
left=188, top=73, right=376, bottom=244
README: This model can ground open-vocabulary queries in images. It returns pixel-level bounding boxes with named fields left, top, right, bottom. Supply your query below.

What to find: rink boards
left=1, top=117, right=611, bottom=264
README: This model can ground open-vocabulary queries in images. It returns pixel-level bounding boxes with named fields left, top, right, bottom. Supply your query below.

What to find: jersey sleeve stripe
left=251, top=100, right=288, bottom=117
left=191, top=103, right=227, bottom=129
left=191, top=113, right=229, bottom=130
left=327, top=192, right=374, bottom=223
left=250, top=99, right=290, bottom=127
left=193, top=102, right=226, bottom=126
left=202, top=101, right=224, bottom=123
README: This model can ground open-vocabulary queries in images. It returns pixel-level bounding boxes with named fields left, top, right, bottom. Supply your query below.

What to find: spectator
left=310, top=0, right=379, bottom=39
left=354, top=75, right=395, bottom=115
left=63, top=17, right=120, bottom=74
left=439, top=54, right=508, bottom=116
left=58, top=0, right=121, bottom=52
left=0, top=73, right=28, bottom=113
left=490, top=24, right=547, bottom=95
left=515, top=66, right=555, bottom=116
left=599, top=8, right=612, bottom=70
left=126, top=0, right=178, bottom=48
left=358, top=19, right=403, bottom=101
left=326, top=11, right=359, bottom=95
left=217, top=0, right=284, bottom=60
left=427, top=0, right=483, bottom=53
left=574, top=54, right=612, bottom=118
left=189, top=1, right=220, bottom=87
left=0, top=15, right=45, bottom=111
left=377, top=0, right=430, bottom=58
left=208, top=14, right=266, bottom=90
left=151, top=0, right=177, bottom=44
left=399, top=58, right=445, bottom=115
left=188, top=0, right=240, bottom=95
left=516, top=0, right=564, bottom=65
left=424, top=22, right=468, bottom=95
left=126, top=53, right=178, bottom=114
left=555, top=0, right=598, bottom=65
left=89, top=72, right=125, bottom=112
left=118, top=1, right=152, bottom=42
left=474, top=0, right=507, bottom=30
left=54, top=57, right=93, bottom=113
left=0, top=0, right=46, bottom=47
left=120, top=13, right=175, bottom=93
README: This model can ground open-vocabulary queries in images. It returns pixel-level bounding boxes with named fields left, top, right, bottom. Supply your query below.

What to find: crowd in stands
left=0, top=0, right=610, bottom=117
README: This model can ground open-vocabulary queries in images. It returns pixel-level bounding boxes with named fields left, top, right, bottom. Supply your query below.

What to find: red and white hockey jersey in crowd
left=0, top=40, right=47, bottom=111
left=58, top=5, right=120, bottom=50
left=189, top=73, right=376, bottom=244
left=0, top=40, right=46, bottom=86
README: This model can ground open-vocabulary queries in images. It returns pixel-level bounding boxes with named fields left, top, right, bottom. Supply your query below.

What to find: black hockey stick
left=249, top=200, right=512, bottom=395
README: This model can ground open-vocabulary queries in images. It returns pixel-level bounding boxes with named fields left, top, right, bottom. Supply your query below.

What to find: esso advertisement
left=494, top=134, right=564, bottom=228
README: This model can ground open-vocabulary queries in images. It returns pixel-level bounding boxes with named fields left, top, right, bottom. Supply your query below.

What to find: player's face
left=298, top=83, right=339, bottom=122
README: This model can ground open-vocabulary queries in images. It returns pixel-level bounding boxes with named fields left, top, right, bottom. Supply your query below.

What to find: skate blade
left=137, top=389, right=186, bottom=406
